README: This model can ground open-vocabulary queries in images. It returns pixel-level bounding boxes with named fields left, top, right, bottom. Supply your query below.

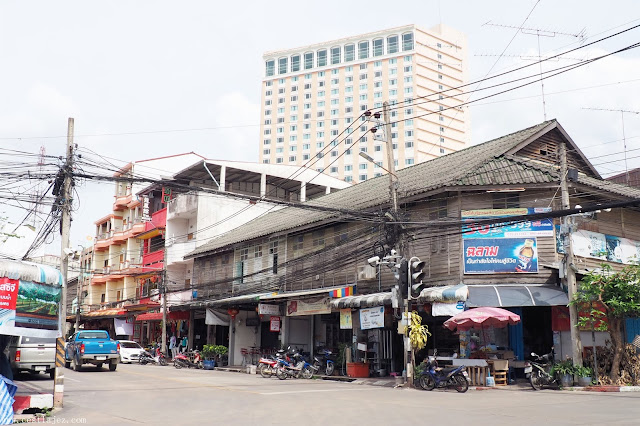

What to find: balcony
left=151, top=208, right=167, bottom=229
left=142, top=249, right=164, bottom=272
left=166, top=240, right=196, bottom=265
left=112, top=229, right=126, bottom=243
left=113, top=193, right=133, bottom=211
left=168, top=194, right=198, bottom=219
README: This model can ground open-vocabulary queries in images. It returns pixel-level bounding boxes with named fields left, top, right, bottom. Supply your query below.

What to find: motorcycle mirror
left=531, top=352, right=537, bottom=357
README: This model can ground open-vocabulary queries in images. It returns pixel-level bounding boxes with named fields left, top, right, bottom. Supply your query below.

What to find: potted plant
left=214, top=345, right=228, bottom=366
left=201, top=344, right=217, bottom=370
left=551, top=359, right=575, bottom=387
left=574, top=365, right=593, bottom=387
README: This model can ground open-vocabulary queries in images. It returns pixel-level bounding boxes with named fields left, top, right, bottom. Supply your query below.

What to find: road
left=16, top=364, right=640, bottom=425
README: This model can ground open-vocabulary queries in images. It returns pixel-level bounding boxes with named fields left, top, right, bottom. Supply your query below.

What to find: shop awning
left=207, top=292, right=269, bottom=306
left=83, top=308, right=127, bottom=318
left=466, top=285, right=568, bottom=308
left=418, top=284, right=469, bottom=303
left=136, top=311, right=190, bottom=321
left=329, top=292, right=393, bottom=309
left=0, top=259, right=63, bottom=286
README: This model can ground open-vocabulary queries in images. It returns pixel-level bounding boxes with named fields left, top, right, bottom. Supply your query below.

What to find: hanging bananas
left=408, top=311, right=431, bottom=350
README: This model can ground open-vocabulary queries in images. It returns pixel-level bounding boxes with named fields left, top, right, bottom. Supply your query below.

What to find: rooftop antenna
left=583, top=107, right=640, bottom=185
left=483, top=21, right=586, bottom=121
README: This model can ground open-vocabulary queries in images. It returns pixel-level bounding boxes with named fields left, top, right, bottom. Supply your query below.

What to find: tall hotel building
left=259, top=24, right=469, bottom=183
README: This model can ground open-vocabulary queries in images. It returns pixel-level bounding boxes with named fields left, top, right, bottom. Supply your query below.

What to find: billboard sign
left=464, top=237, right=539, bottom=274
left=462, top=208, right=553, bottom=239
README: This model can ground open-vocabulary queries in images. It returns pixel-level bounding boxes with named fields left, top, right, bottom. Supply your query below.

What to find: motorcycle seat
left=437, top=367, right=458, bottom=375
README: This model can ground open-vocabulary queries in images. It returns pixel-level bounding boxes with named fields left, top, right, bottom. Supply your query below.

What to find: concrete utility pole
left=382, top=101, right=399, bottom=216
left=559, top=142, right=583, bottom=367
left=54, top=117, right=74, bottom=408
left=75, top=249, right=83, bottom=332
left=162, top=269, right=167, bottom=357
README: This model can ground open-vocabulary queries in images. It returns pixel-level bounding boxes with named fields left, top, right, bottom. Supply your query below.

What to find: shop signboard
left=464, top=238, right=538, bottom=274
left=432, top=301, right=465, bottom=317
left=359, top=306, right=384, bottom=330
left=340, top=309, right=352, bottom=329
left=0, top=260, right=63, bottom=338
left=556, top=225, right=640, bottom=264
left=462, top=208, right=553, bottom=239
left=286, top=298, right=331, bottom=316
left=270, top=316, right=280, bottom=332
left=258, top=303, right=280, bottom=316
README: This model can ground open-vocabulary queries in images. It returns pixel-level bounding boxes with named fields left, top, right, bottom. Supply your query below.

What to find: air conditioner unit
left=357, top=265, right=377, bottom=280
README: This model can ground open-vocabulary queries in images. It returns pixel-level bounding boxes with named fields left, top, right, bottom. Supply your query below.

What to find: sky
left=0, top=0, right=639, bottom=257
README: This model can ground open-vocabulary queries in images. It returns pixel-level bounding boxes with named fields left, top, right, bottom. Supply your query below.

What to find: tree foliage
left=572, top=264, right=640, bottom=380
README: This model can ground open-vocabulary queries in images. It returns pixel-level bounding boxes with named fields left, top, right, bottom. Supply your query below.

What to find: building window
left=344, top=44, right=355, bottom=62
left=405, top=141, right=414, bottom=148
left=330, top=166, right=338, bottom=173
left=293, top=235, right=304, bottom=251
left=358, top=40, right=369, bottom=59
left=254, top=245, right=263, bottom=258
left=304, top=52, right=313, bottom=70
left=263, top=139, right=271, bottom=145
left=402, top=32, right=414, bottom=51
left=359, top=175, right=368, bottom=182
left=405, top=158, right=414, bottom=165
left=373, top=38, right=383, bottom=56
left=387, top=35, right=398, bottom=54
left=312, top=229, right=325, bottom=247
left=289, top=155, right=296, bottom=162
left=345, top=176, right=353, bottom=182
left=240, top=247, right=249, bottom=261
left=263, top=149, right=270, bottom=155
left=291, top=54, right=301, bottom=72
left=278, top=57, right=288, bottom=74
left=317, top=49, right=327, bottom=67
left=331, top=46, right=341, bottom=64
left=344, top=165, right=352, bottom=171
left=492, top=193, right=520, bottom=209
left=265, top=60, right=275, bottom=77
left=359, top=163, right=368, bottom=170
left=276, top=157, right=283, bottom=163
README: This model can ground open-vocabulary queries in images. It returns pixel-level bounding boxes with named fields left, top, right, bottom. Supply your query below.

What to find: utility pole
left=54, top=117, right=74, bottom=408
left=559, top=142, right=583, bottom=367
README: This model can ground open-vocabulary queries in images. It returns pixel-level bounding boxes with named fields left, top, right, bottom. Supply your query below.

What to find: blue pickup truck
left=64, top=330, right=120, bottom=371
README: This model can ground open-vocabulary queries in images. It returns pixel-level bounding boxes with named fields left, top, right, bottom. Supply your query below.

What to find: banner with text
left=462, top=208, right=553, bottom=239
left=555, top=225, right=640, bottom=264
left=464, top=238, right=538, bottom=274
left=359, top=306, right=385, bottom=330
left=286, top=298, right=331, bottom=316
left=0, top=278, right=61, bottom=338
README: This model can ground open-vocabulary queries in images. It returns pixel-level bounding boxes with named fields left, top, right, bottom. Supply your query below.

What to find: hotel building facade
left=259, top=24, right=470, bottom=183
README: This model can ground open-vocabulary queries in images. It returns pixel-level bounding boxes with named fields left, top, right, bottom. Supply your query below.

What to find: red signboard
left=0, top=278, right=19, bottom=310
left=270, top=316, right=280, bottom=332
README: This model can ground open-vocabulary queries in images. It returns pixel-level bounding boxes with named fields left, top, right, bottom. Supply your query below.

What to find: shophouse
left=82, top=153, right=205, bottom=338
left=185, top=119, right=640, bottom=374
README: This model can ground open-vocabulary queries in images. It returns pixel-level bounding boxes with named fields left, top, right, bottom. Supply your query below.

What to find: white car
left=118, top=340, right=145, bottom=364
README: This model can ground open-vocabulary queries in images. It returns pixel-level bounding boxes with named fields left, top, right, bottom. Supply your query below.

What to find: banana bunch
left=408, top=311, right=431, bottom=350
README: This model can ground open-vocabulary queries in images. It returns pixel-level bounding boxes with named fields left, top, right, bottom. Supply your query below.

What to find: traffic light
left=397, top=259, right=408, bottom=300
left=409, top=257, right=426, bottom=299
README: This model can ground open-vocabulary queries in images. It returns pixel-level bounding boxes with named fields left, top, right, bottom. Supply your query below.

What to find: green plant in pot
left=574, top=365, right=593, bottom=387
left=214, top=345, right=228, bottom=365
left=201, top=344, right=217, bottom=370
left=551, top=359, right=575, bottom=387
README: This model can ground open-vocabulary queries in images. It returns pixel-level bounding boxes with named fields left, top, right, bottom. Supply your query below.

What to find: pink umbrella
left=443, top=307, right=521, bottom=331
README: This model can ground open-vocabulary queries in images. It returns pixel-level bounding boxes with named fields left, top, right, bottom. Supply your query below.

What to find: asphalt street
left=15, top=364, right=640, bottom=425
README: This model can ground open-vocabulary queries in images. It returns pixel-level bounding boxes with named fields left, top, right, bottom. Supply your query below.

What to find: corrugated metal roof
left=188, top=120, right=639, bottom=259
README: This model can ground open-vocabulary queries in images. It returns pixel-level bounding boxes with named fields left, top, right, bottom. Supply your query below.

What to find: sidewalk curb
left=13, top=394, right=53, bottom=414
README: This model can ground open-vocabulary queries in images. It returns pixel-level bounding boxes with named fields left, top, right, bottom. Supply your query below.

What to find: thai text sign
left=286, top=298, right=331, bottom=316
left=270, top=316, right=281, bottom=332
left=464, top=238, right=539, bottom=274
left=258, top=303, right=280, bottom=316
left=462, top=208, right=553, bottom=239
left=360, top=306, right=385, bottom=330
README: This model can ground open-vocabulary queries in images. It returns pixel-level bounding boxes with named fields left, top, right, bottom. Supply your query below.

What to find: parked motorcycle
left=139, top=348, right=168, bottom=366
left=416, top=355, right=469, bottom=393
left=275, top=348, right=314, bottom=380
left=313, top=348, right=336, bottom=376
left=258, top=349, right=287, bottom=378
left=174, top=350, right=203, bottom=369
left=527, top=349, right=556, bottom=390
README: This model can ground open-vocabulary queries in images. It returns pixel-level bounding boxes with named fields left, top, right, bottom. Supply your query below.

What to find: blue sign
left=462, top=208, right=553, bottom=239
left=464, top=238, right=538, bottom=274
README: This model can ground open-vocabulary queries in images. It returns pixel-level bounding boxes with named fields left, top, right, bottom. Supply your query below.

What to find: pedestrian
left=169, top=334, right=177, bottom=359
left=181, top=336, right=188, bottom=353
